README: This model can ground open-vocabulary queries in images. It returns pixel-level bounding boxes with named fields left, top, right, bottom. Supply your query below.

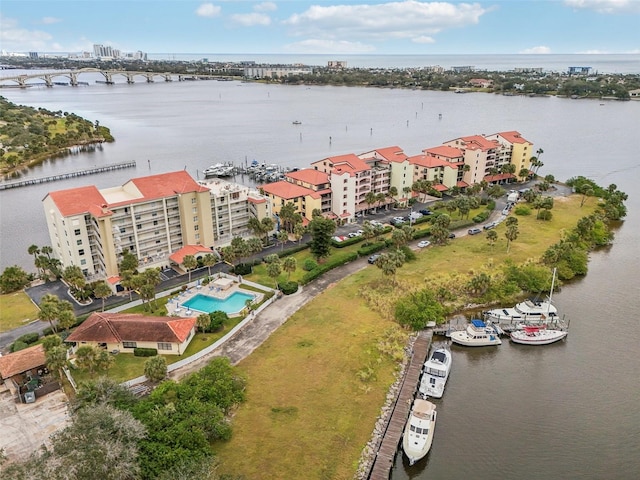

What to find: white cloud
left=412, top=36, right=436, bottom=44
left=196, top=3, right=221, bottom=18
left=254, top=2, right=277, bottom=12
left=285, top=38, right=376, bottom=54
left=231, top=12, right=271, bottom=26
left=519, top=46, right=552, bottom=54
left=564, top=0, right=640, bottom=14
left=0, top=16, right=53, bottom=51
left=40, top=17, right=62, bottom=25
left=577, top=49, right=610, bottom=54
left=283, top=1, right=487, bottom=42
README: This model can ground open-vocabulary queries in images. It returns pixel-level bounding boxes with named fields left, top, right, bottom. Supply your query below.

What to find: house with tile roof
left=442, top=135, right=502, bottom=185
left=0, top=344, right=47, bottom=381
left=409, top=153, right=460, bottom=192
left=66, top=312, right=197, bottom=355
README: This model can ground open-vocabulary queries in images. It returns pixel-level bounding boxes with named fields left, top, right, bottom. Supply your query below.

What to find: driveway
left=0, top=383, right=69, bottom=461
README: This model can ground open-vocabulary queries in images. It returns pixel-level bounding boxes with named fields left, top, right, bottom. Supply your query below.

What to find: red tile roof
left=494, top=131, right=530, bottom=144
left=0, top=344, right=46, bottom=379
left=46, top=171, right=209, bottom=217
left=285, top=168, right=329, bottom=185
left=433, top=184, right=448, bottom=192
left=484, top=173, right=516, bottom=182
left=409, top=154, right=455, bottom=169
left=247, top=196, right=266, bottom=204
left=45, top=185, right=109, bottom=217
left=66, top=312, right=196, bottom=344
left=169, top=244, right=213, bottom=264
left=373, top=146, right=408, bottom=163
left=457, top=180, right=470, bottom=188
left=128, top=170, right=209, bottom=200
left=261, top=181, right=319, bottom=199
left=424, top=145, right=464, bottom=159
left=451, top=135, right=499, bottom=151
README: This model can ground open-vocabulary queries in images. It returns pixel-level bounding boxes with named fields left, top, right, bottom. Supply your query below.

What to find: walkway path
left=169, top=256, right=370, bottom=378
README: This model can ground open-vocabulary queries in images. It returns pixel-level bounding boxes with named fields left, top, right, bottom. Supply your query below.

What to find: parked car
left=419, top=209, right=433, bottom=215
left=448, top=232, right=456, bottom=239
left=368, top=254, right=381, bottom=264
left=348, top=232, right=359, bottom=238
left=483, top=222, right=498, bottom=230
left=417, top=240, right=431, bottom=248
left=409, top=212, right=423, bottom=220
left=468, top=227, right=482, bottom=235
left=370, top=220, right=383, bottom=227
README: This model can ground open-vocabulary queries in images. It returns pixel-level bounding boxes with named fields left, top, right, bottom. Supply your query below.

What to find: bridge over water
left=0, top=68, right=225, bottom=88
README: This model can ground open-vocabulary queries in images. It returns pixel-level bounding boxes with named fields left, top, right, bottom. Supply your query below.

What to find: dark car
left=448, top=232, right=456, bottom=239
left=483, top=222, right=498, bottom=230
left=419, top=209, right=433, bottom=215
left=368, top=254, right=381, bottom=264
left=468, top=227, right=482, bottom=235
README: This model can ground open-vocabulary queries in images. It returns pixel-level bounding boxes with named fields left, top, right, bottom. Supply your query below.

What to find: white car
left=417, top=240, right=431, bottom=248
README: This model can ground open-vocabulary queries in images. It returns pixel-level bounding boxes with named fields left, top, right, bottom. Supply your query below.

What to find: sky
left=1, top=0, right=639, bottom=55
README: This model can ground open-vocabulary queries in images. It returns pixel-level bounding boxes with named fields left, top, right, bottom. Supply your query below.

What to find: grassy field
left=0, top=291, right=39, bottom=333
left=215, top=195, right=595, bottom=479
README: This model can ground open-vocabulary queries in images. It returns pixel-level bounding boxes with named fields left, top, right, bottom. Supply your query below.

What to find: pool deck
left=165, top=278, right=262, bottom=317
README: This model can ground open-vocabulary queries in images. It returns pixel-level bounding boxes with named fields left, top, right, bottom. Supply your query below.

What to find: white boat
left=510, top=325, right=568, bottom=345
left=484, top=268, right=559, bottom=324
left=403, top=398, right=437, bottom=466
left=419, top=348, right=452, bottom=399
left=450, top=319, right=502, bottom=347
left=203, top=163, right=234, bottom=177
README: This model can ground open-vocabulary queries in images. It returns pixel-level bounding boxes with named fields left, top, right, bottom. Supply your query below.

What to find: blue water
left=182, top=292, right=254, bottom=314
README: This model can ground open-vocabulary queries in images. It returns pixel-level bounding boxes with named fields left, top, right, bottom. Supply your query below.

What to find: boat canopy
left=471, top=319, right=486, bottom=328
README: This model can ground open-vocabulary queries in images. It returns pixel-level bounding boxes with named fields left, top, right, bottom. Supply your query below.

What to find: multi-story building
left=442, top=135, right=501, bottom=186
left=484, top=131, right=533, bottom=177
left=243, top=64, right=313, bottom=79
left=42, top=171, right=270, bottom=280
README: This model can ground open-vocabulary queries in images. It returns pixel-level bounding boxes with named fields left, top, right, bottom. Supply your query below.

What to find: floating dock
left=367, top=329, right=433, bottom=480
left=0, top=161, right=136, bottom=190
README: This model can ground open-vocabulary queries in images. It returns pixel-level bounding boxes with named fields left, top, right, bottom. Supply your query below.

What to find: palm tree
left=202, top=253, right=217, bottom=276
left=93, top=281, right=112, bottom=312
left=197, top=313, right=210, bottom=333
left=386, top=186, right=398, bottom=209
left=182, top=255, right=198, bottom=283
left=282, top=256, right=297, bottom=279
left=28, top=244, right=41, bottom=275
left=38, top=294, right=61, bottom=333
left=364, top=191, right=377, bottom=215
left=505, top=224, right=519, bottom=252
left=277, top=230, right=289, bottom=251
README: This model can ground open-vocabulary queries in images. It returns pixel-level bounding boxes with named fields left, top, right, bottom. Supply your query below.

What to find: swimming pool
left=182, top=291, right=255, bottom=315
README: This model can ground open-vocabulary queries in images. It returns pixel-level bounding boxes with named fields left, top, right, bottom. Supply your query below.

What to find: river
left=0, top=69, right=639, bottom=480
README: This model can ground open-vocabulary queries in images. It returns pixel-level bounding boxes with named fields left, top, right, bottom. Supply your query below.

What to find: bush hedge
left=16, top=332, right=40, bottom=345
left=331, top=236, right=363, bottom=248
left=301, top=252, right=358, bottom=285
left=277, top=243, right=310, bottom=257
left=302, top=258, right=318, bottom=271
left=357, top=241, right=386, bottom=257
left=11, top=341, right=29, bottom=352
left=232, top=263, right=253, bottom=276
left=134, top=347, right=158, bottom=357
left=278, top=281, right=299, bottom=295
left=412, top=228, right=431, bottom=240
left=473, top=211, right=490, bottom=223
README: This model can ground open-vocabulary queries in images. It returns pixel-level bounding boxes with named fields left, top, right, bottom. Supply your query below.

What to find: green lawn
left=0, top=291, right=39, bottom=333
left=215, top=194, right=595, bottom=479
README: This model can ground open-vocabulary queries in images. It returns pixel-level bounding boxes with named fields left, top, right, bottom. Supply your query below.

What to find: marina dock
left=0, top=161, right=136, bottom=190
left=367, top=329, right=433, bottom=480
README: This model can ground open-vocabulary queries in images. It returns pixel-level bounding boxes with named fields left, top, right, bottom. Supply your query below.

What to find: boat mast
left=548, top=267, right=557, bottom=313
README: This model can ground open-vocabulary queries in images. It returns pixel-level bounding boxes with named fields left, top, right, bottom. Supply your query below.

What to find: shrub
left=209, top=310, right=228, bottom=331
left=11, top=340, right=29, bottom=352
left=357, top=241, right=386, bottom=257
left=43, top=327, right=54, bottom=336
left=134, top=347, right=158, bottom=357
left=232, top=263, right=253, bottom=275
left=486, top=199, right=496, bottom=211
left=144, top=355, right=167, bottom=382
left=301, top=252, right=358, bottom=284
left=16, top=332, right=40, bottom=345
left=277, top=243, right=309, bottom=257
left=278, top=281, right=299, bottom=295
left=411, top=228, right=431, bottom=240
left=514, top=206, right=531, bottom=216
left=472, top=211, right=490, bottom=223
left=537, top=210, right=553, bottom=221
left=302, top=258, right=318, bottom=271
left=399, top=245, right=416, bottom=262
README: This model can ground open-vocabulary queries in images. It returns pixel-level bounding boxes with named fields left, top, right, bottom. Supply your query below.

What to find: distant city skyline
left=1, top=1, right=639, bottom=56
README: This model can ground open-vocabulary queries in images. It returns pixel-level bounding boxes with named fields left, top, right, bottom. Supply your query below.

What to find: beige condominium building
left=42, top=171, right=271, bottom=280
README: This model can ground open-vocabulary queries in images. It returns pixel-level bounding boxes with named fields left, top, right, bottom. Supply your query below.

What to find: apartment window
left=191, top=198, right=197, bottom=204
left=76, top=239, right=82, bottom=245
left=124, top=207, right=129, bottom=213
left=194, top=225, right=199, bottom=231
left=192, top=207, right=198, bottom=213
left=153, top=220, right=158, bottom=226
left=74, top=229, right=81, bottom=236
left=80, top=259, right=87, bottom=265
left=343, top=178, right=347, bottom=183
left=193, top=216, right=198, bottom=222
left=129, top=236, right=133, bottom=242
left=137, top=224, right=142, bottom=230
left=343, top=186, right=347, bottom=191
left=343, top=194, right=347, bottom=199
left=156, top=240, right=161, bottom=244
left=195, top=233, right=200, bottom=241
left=152, top=212, right=157, bottom=217
left=78, top=249, right=85, bottom=256
left=120, top=226, right=126, bottom=233
left=135, top=215, right=141, bottom=221
left=123, top=341, right=137, bottom=349
left=157, top=342, right=172, bottom=351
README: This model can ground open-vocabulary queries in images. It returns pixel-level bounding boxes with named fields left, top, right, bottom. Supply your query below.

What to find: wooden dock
left=367, top=329, right=433, bottom=480
left=0, top=161, right=136, bottom=190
